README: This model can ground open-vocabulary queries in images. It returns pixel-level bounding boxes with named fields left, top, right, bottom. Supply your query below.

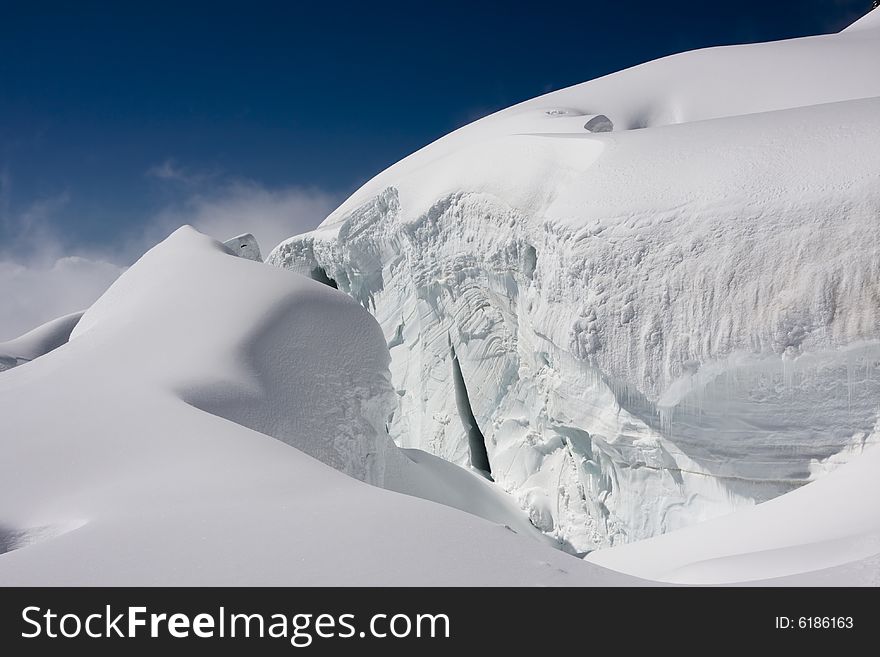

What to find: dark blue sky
left=0, top=0, right=873, bottom=254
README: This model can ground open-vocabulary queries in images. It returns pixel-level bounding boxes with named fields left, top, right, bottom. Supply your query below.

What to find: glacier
left=2, top=7, right=879, bottom=587
left=1, top=227, right=628, bottom=584
left=268, top=12, right=880, bottom=553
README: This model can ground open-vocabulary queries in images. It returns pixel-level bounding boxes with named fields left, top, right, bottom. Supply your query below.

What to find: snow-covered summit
left=301, top=9, right=880, bottom=226
left=846, top=5, right=880, bottom=32
left=269, top=15, right=880, bottom=554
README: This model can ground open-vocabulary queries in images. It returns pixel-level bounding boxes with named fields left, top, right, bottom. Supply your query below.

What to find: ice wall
left=270, top=180, right=880, bottom=552
left=269, top=24, right=880, bottom=551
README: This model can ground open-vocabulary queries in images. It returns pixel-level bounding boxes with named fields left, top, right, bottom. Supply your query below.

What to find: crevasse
left=268, top=181, right=880, bottom=552
left=268, top=21, right=880, bottom=550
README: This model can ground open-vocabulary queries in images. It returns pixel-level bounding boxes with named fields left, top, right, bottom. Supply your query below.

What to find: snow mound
left=269, top=17, right=880, bottom=556
left=0, top=311, right=84, bottom=372
left=71, top=227, right=396, bottom=486
left=0, top=226, right=622, bottom=584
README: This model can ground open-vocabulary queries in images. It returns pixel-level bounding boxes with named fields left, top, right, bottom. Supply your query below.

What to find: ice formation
left=269, top=15, right=880, bottom=553
left=1, top=227, right=615, bottom=584
left=223, top=233, right=263, bottom=262
left=587, top=415, right=880, bottom=584
left=583, top=114, right=613, bottom=133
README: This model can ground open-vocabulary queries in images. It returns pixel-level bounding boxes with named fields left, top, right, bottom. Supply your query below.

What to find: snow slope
left=0, top=227, right=629, bottom=585
left=0, top=311, right=83, bottom=372
left=269, top=14, right=880, bottom=553
left=587, top=440, right=880, bottom=585
left=847, top=6, right=880, bottom=32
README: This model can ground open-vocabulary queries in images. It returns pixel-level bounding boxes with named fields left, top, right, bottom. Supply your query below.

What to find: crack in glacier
left=450, top=340, right=492, bottom=477
left=268, top=185, right=880, bottom=551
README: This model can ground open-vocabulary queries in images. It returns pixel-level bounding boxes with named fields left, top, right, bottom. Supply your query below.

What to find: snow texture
left=0, top=227, right=630, bottom=584
left=268, top=17, right=880, bottom=557
left=4, top=10, right=880, bottom=587
left=587, top=436, right=880, bottom=584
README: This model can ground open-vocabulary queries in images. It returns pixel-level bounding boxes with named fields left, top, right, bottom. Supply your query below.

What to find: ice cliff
left=2, top=227, right=611, bottom=584
left=268, top=16, right=880, bottom=553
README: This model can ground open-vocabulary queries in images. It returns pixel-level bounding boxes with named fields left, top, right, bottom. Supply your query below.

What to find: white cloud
left=0, top=190, right=125, bottom=340
left=0, top=257, right=125, bottom=341
left=141, top=180, right=337, bottom=259
left=145, top=159, right=215, bottom=187
left=0, top=169, right=339, bottom=341
left=1, top=193, right=70, bottom=265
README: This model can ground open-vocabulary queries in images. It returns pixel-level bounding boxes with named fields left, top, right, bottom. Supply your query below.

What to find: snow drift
left=269, top=15, right=880, bottom=555
left=586, top=436, right=880, bottom=585
left=0, top=227, right=628, bottom=584
left=0, top=311, right=84, bottom=372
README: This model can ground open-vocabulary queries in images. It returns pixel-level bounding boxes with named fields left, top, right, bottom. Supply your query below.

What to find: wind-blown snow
left=269, top=15, right=880, bottom=556
left=0, top=227, right=626, bottom=584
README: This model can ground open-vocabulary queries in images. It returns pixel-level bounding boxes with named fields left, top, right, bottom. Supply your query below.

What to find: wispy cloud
left=0, top=163, right=340, bottom=340
left=0, top=257, right=124, bottom=341
left=0, top=184, right=124, bottom=340
left=145, top=158, right=217, bottom=187
left=140, top=180, right=337, bottom=259
left=1, top=194, right=71, bottom=265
